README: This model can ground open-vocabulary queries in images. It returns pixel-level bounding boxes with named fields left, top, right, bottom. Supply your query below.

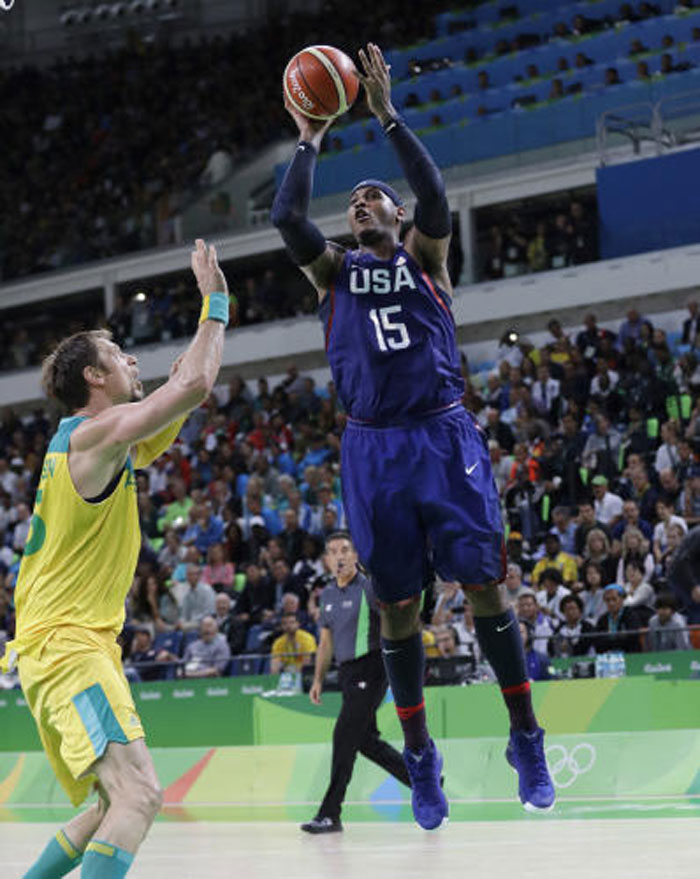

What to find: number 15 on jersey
left=369, top=305, right=410, bottom=352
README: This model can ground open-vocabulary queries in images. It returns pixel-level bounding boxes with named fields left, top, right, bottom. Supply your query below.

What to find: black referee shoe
left=300, top=816, right=343, bottom=834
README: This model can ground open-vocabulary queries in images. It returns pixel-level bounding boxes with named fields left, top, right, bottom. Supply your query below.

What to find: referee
left=301, top=531, right=411, bottom=834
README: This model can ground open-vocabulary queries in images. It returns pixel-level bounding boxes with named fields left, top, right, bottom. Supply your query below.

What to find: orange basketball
left=283, top=45, right=360, bottom=121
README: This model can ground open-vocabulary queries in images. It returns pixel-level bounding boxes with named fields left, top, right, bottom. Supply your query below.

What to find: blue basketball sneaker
left=506, top=727, right=555, bottom=812
left=403, top=738, right=449, bottom=830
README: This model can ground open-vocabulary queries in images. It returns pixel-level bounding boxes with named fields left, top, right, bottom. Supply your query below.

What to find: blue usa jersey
left=319, top=246, right=464, bottom=424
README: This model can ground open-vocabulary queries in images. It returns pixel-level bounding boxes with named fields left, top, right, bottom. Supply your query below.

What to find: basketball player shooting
left=2, top=240, right=229, bottom=878
left=272, top=43, right=555, bottom=828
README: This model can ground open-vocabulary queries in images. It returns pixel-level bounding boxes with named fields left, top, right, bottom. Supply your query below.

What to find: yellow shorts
left=18, top=627, right=144, bottom=807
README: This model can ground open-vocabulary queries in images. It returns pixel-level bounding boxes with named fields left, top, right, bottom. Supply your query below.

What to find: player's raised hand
left=191, top=238, right=228, bottom=298
left=283, top=92, right=334, bottom=150
left=356, top=43, right=397, bottom=126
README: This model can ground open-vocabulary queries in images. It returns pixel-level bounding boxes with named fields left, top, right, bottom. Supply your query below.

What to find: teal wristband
left=199, top=292, right=229, bottom=326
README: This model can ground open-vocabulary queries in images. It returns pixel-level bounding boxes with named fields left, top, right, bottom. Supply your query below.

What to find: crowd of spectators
left=449, top=1, right=697, bottom=67
left=343, top=3, right=700, bottom=132
left=2, top=1, right=698, bottom=284
left=2, top=301, right=700, bottom=686
left=0, top=258, right=328, bottom=372
left=105, top=259, right=320, bottom=351
left=0, top=0, right=455, bottom=282
left=0, top=225, right=464, bottom=371
left=477, top=195, right=598, bottom=280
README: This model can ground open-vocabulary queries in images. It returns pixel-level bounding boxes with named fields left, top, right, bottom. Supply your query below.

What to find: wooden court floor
left=1, top=818, right=699, bottom=879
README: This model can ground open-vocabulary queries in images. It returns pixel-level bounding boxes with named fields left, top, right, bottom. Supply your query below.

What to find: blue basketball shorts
left=341, top=406, right=505, bottom=603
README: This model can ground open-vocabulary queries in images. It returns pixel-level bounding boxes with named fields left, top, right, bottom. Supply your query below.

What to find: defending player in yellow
left=1, top=239, right=230, bottom=879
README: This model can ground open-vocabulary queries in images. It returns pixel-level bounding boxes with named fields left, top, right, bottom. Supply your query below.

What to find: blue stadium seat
left=287, top=3, right=700, bottom=198
left=434, top=3, right=562, bottom=38
left=506, top=78, right=552, bottom=107
left=576, top=65, right=605, bottom=90
left=403, top=106, right=441, bottom=130
left=385, top=34, right=468, bottom=80
left=182, top=630, right=199, bottom=653
left=439, top=98, right=471, bottom=126
left=144, top=632, right=182, bottom=680
left=229, top=655, right=263, bottom=676
left=244, top=624, right=269, bottom=652
left=153, top=630, right=183, bottom=657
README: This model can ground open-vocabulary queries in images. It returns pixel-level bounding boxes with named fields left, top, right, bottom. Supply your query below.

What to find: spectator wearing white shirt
left=623, top=560, right=656, bottom=619
left=11, top=502, right=32, bottom=553
left=497, top=333, right=523, bottom=369
left=531, top=364, right=561, bottom=425
left=654, top=422, right=680, bottom=475
left=516, top=589, right=554, bottom=654
left=591, top=475, right=623, bottom=527
left=183, top=616, right=231, bottom=677
left=589, top=361, right=619, bottom=398
left=199, top=146, right=234, bottom=187
left=615, top=526, right=654, bottom=584
left=451, top=602, right=481, bottom=662
left=488, top=440, right=513, bottom=495
left=535, top=568, right=571, bottom=623
left=503, top=563, right=527, bottom=607
left=652, top=498, right=688, bottom=563
left=0, top=459, right=18, bottom=498
left=181, top=563, right=217, bottom=632
left=431, top=580, right=466, bottom=625
left=147, top=457, right=170, bottom=496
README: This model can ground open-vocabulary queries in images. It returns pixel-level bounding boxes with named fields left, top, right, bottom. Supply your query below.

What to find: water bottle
left=611, top=651, right=627, bottom=678
left=595, top=652, right=609, bottom=678
left=603, top=653, right=612, bottom=678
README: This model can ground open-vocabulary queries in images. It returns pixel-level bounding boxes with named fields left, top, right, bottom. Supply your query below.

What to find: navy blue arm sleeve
left=270, top=141, right=327, bottom=266
left=384, top=117, right=452, bottom=239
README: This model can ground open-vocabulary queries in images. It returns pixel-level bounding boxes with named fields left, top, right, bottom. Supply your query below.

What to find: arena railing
left=123, top=629, right=700, bottom=682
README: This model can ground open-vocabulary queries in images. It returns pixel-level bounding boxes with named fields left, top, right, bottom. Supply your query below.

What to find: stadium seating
left=229, top=655, right=265, bottom=676
left=153, top=630, right=184, bottom=656
left=297, top=4, right=700, bottom=196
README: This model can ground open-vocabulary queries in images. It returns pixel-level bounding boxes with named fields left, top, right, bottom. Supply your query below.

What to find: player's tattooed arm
left=301, top=241, right=345, bottom=300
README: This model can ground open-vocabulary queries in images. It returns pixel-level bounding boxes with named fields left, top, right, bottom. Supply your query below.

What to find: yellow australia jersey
left=8, top=415, right=140, bottom=663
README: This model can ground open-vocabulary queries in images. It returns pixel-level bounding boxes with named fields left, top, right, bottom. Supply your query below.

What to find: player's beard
left=131, top=382, right=144, bottom=402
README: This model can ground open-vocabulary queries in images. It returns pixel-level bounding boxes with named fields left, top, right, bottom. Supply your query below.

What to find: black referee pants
left=318, top=651, right=411, bottom=821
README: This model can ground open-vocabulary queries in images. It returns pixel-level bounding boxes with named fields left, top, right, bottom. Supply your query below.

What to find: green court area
left=1, top=674, right=699, bottom=823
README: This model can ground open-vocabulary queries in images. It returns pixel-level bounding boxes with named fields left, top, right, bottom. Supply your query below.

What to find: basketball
left=283, top=45, right=360, bottom=121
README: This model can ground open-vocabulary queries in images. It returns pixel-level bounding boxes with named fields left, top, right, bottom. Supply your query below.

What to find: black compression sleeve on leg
left=384, top=117, right=452, bottom=239
left=270, top=141, right=327, bottom=266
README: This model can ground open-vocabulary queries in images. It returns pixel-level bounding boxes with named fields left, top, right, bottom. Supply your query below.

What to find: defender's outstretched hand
left=356, top=43, right=397, bottom=126
left=191, top=238, right=228, bottom=298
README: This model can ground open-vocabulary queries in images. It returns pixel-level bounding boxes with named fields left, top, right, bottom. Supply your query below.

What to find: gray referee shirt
left=318, top=571, right=381, bottom=665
